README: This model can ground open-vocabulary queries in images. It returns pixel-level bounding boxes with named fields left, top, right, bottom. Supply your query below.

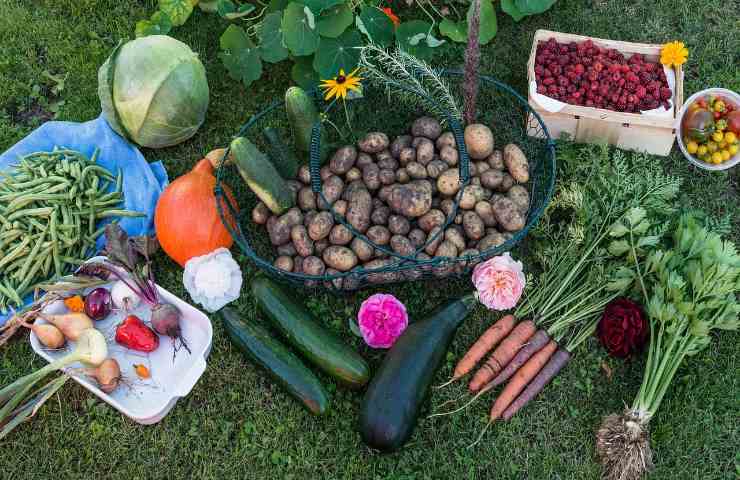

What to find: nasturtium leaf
left=158, top=0, right=195, bottom=26
left=219, top=24, right=263, bottom=87
left=469, top=0, right=497, bottom=45
left=514, top=0, right=558, bottom=14
left=291, top=55, right=320, bottom=89
left=282, top=2, right=320, bottom=56
left=357, top=6, right=394, bottom=46
left=267, top=0, right=289, bottom=12
left=396, top=21, right=435, bottom=60
left=259, top=11, right=289, bottom=63
left=316, top=4, right=354, bottom=38
left=439, top=18, right=466, bottom=43
left=425, top=33, right=446, bottom=48
left=218, top=0, right=256, bottom=20
left=301, top=0, right=344, bottom=15
left=501, top=0, right=527, bottom=21
left=135, top=10, right=173, bottom=37
left=313, top=29, right=362, bottom=78
left=304, top=6, right=316, bottom=29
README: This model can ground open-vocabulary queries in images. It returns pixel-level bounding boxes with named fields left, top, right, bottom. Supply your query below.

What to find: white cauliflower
left=183, top=248, right=242, bottom=312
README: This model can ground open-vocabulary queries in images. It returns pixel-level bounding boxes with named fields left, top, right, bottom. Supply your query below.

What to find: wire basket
left=214, top=70, right=556, bottom=291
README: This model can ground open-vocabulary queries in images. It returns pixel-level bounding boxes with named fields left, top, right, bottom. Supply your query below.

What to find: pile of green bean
left=0, top=147, right=142, bottom=313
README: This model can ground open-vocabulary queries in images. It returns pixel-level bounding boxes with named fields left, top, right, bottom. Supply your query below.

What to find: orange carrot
left=489, top=340, right=558, bottom=420
left=468, top=319, right=536, bottom=392
left=437, top=314, right=517, bottom=389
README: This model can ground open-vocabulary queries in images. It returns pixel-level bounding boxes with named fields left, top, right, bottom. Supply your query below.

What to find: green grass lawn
left=1, top=0, right=738, bottom=478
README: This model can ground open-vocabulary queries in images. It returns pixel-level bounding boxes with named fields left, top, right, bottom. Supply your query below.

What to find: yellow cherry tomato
left=712, top=131, right=724, bottom=142
left=721, top=150, right=731, bottom=161
left=697, top=145, right=708, bottom=156
left=714, top=100, right=726, bottom=112
left=686, top=141, right=699, bottom=154
left=711, top=152, right=723, bottom=164
left=719, top=140, right=728, bottom=149
left=725, top=132, right=737, bottom=144
left=707, top=141, right=718, bottom=152
left=730, top=144, right=739, bottom=155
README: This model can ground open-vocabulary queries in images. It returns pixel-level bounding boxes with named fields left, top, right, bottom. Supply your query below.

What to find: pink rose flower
left=472, top=253, right=525, bottom=311
left=357, top=293, right=409, bottom=349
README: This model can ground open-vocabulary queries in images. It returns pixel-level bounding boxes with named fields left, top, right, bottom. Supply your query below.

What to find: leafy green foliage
left=501, top=0, right=558, bottom=21
left=439, top=0, right=496, bottom=44
left=501, top=0, right=526, bottom=22
left=291, top=55, right=320, bottom=89
left=301, top=0, right=344, bottom=15
left=135, top=11, right=173, bottom=37
left=395, top=21, right=438, bottom=60
left=316, top=4, right=353, bottom=38
left=219, top=25, right=263, bottom=87
left=313, top=29, right=362, bottom=78
left=217, top=1, right=256, bottom=20
left=259, top=11, right=289, bottom=63
left=282, top=2, right=320, bottom=56
left=356, top=6, right=395, bottom=47
left=159, top=0, right=195, bottom=27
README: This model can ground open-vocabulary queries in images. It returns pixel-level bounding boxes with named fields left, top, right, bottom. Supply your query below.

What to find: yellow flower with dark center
left=660, top=41, right=688, bottom=68
left=320, top=67, right=362, bottom=101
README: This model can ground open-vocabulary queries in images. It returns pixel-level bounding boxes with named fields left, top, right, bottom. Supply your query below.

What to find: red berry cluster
left=534, top=38, right=673, bottom=113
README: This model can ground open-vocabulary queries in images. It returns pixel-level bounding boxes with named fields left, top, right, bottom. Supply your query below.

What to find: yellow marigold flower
left=320, top=67, right=362, bottom=101
left=660, top=41, right=688, bottom=68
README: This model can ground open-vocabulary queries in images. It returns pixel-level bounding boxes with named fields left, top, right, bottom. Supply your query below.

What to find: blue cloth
left=0, top=115, right=168, bottom=325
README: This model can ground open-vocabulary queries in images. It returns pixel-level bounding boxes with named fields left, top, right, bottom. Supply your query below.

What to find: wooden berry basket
left=526, top=29, right=684, bottom=156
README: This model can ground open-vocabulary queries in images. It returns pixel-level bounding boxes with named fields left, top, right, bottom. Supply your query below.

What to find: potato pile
left=251, top=117, right=531, bottom=287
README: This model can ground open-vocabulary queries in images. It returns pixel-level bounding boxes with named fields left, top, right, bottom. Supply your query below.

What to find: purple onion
left=85, top=287, right=113, bottom=321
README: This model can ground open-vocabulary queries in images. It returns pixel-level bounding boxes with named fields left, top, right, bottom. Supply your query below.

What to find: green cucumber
left=359, top=295, right=477, bottom=452
left=230, top=136, right=294, bottom=214
left=221, top=307, right=329, bottom=415
left=262, top=126, right=301, bottom=179
left=285, top=86, right=327, bottom=162
left=251, top=276, right=370, bottom=388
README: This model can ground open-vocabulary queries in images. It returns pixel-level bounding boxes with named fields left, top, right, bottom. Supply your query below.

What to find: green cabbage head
left=98, top=35, right=209, bottom=149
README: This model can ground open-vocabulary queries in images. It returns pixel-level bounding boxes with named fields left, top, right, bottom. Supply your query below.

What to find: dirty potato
left=297, top=187, right=317, bottom=211
left=444, top=227, right=466, bottom=252
left=396, top=168, right=410, bottom=184
left=371, top=204, right=390, bottom=225
left=390, top=134, right=413, bottom=158
left=269, top=208, right=303, bottom=245
left=480, top=169, right=504, bottom=190
left=367, top=225, right=391, bottom=245
left=362, top=163, right=381, bottom=190
left=439, top=146, right=459, bottom=167
left=411, top=116, right=442, bottom=139
left=307, top=211, right=334, bottom=240
left=351, top=237, right=374, bottom=262
left=459, top=185, right=490, bottom=209
left=399, top=147, right=416, bottom=166
left=437, top=168, right=462, bottom=196
left=406, top=162, right=427, bottom=180
left=474, top=201, right=497, bottom=227
left=426, top=159, right=448, bottom=179
left=329, top=145, right=357, bottom=175
left=274, top=256, right=294, bottom=272
left=329, top=224, right=353, bottom=245
left=436, top=131, right=456, bottom=151
left=377, top=152, right=398, bottom=170
left=388, top=214, right=411, bottom=236
left=297, top=165, right=312, bottom=184
left=302, top=256, right=326, bottom=276
left=507, top=185, right=530, bottom=213
left=277, top=242, right=297, bottom=257
left=477, top=231, right=507, bottom=251
left=390, top=235, right=415, bottom=256
left=389, top=181, right=433, bottom=218
left=323, top=246, right=358, bottom=271
left=493, top=197, right=526, bottom=232
left=415, top=138, right=435, bottom=165
left=333, top=199, right=348, bottom=217
left=408, top=228, right=427, bottom=248
left=319, top=175, right=344, bottom=209
left=498, top=173, right=515, bottom=192
left=314, top=239, right=329, bottom=256
left=358, top=132, right=389, bottom=154
left=356, top=152, right=374, bottom=168
left=462, top=211, right=485, bottom=240
left=346, top=188, right=372, bottom=233
left=464, top=124, right=495, bottom=160
left=379, top=168, right=396, bottom=185
left=291, top=225, right=314, bottom=257
left=487, top=150, right=504, bottom=170
left=252, top=202, right=270, bottom=225
left=503, top=143, right=530, bottom=183
left=424, top=226, right=444, bottom=255
left=345, top=167, right=362, bottom=182
left=418, top=209, right=446, bottom=232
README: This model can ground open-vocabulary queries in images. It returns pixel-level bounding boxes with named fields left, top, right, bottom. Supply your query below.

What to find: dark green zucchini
left=220, top=307, right=329, bottom=415
left=251, top=276, right=370, bottom=388
left=359, top=295, right=477, bottom=452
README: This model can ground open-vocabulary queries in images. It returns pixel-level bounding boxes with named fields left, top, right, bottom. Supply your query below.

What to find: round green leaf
left=501, top=0, right=527, bottom=21
left=218, top=0, right=256, bottom=20
left=291, top=56, right=320, bottom=89
left=259, top=11, right=289, bottom=63
left=515, top=0, right=558, bottom=14
left=396, top=21, right=435, bottom=60
left=468, top=0, right=497, bottom=45
left=313, top=29, right=362, bottom=78
left=158, top=0, right=194, bottom=26
left=282, top=2, right=320, bottom=56
left=301, top=0, right=344, bottom=15
left=219, top=25, right=263, bottom=87
left=438, top=18, right=466, bottom=43
left=357, top=6, right=394, bottom=47
left=316, top=4, right=354, bottom=38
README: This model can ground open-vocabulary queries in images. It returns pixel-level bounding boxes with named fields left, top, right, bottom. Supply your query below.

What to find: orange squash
left=154, top=154, right=238, bottom=267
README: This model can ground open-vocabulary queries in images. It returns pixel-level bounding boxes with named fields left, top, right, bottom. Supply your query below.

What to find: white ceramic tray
left=29, top=257, right=212, bottom=424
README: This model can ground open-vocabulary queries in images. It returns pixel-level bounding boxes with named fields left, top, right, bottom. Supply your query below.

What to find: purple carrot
left=501, top=348, right=572, bottom=420
left=490, top=329, right=551, bottom=387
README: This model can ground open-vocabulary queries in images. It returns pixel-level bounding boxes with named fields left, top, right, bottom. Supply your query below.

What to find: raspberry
left=660, top=87, right=672, bottom=100
left=626, top=82, right=637, bottom=93
left=537, top=84, right=547, bottom=94
left=543, top=68, right=552, bottom=77
left=567, top=84, right=577, bottom=93
left=611, top=94, right=620, bottom=103
left=558, top=77, right=570, bottom=87
left=535, top=65, right=545, bottom=76
left=548, top=84, right=558, bottom=94
left=662, top=101, right=671, bottom=110
left=558, top=86, right=567, bottom=96
left=573, top=91, right=581, bottom=99
left=585, top=99, right=594, bottom=107
left=599, top=85, right=610, bottom=96
left=543, top=77, right=555, bottom=86
left=593, top=62, right=604, bottom=72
